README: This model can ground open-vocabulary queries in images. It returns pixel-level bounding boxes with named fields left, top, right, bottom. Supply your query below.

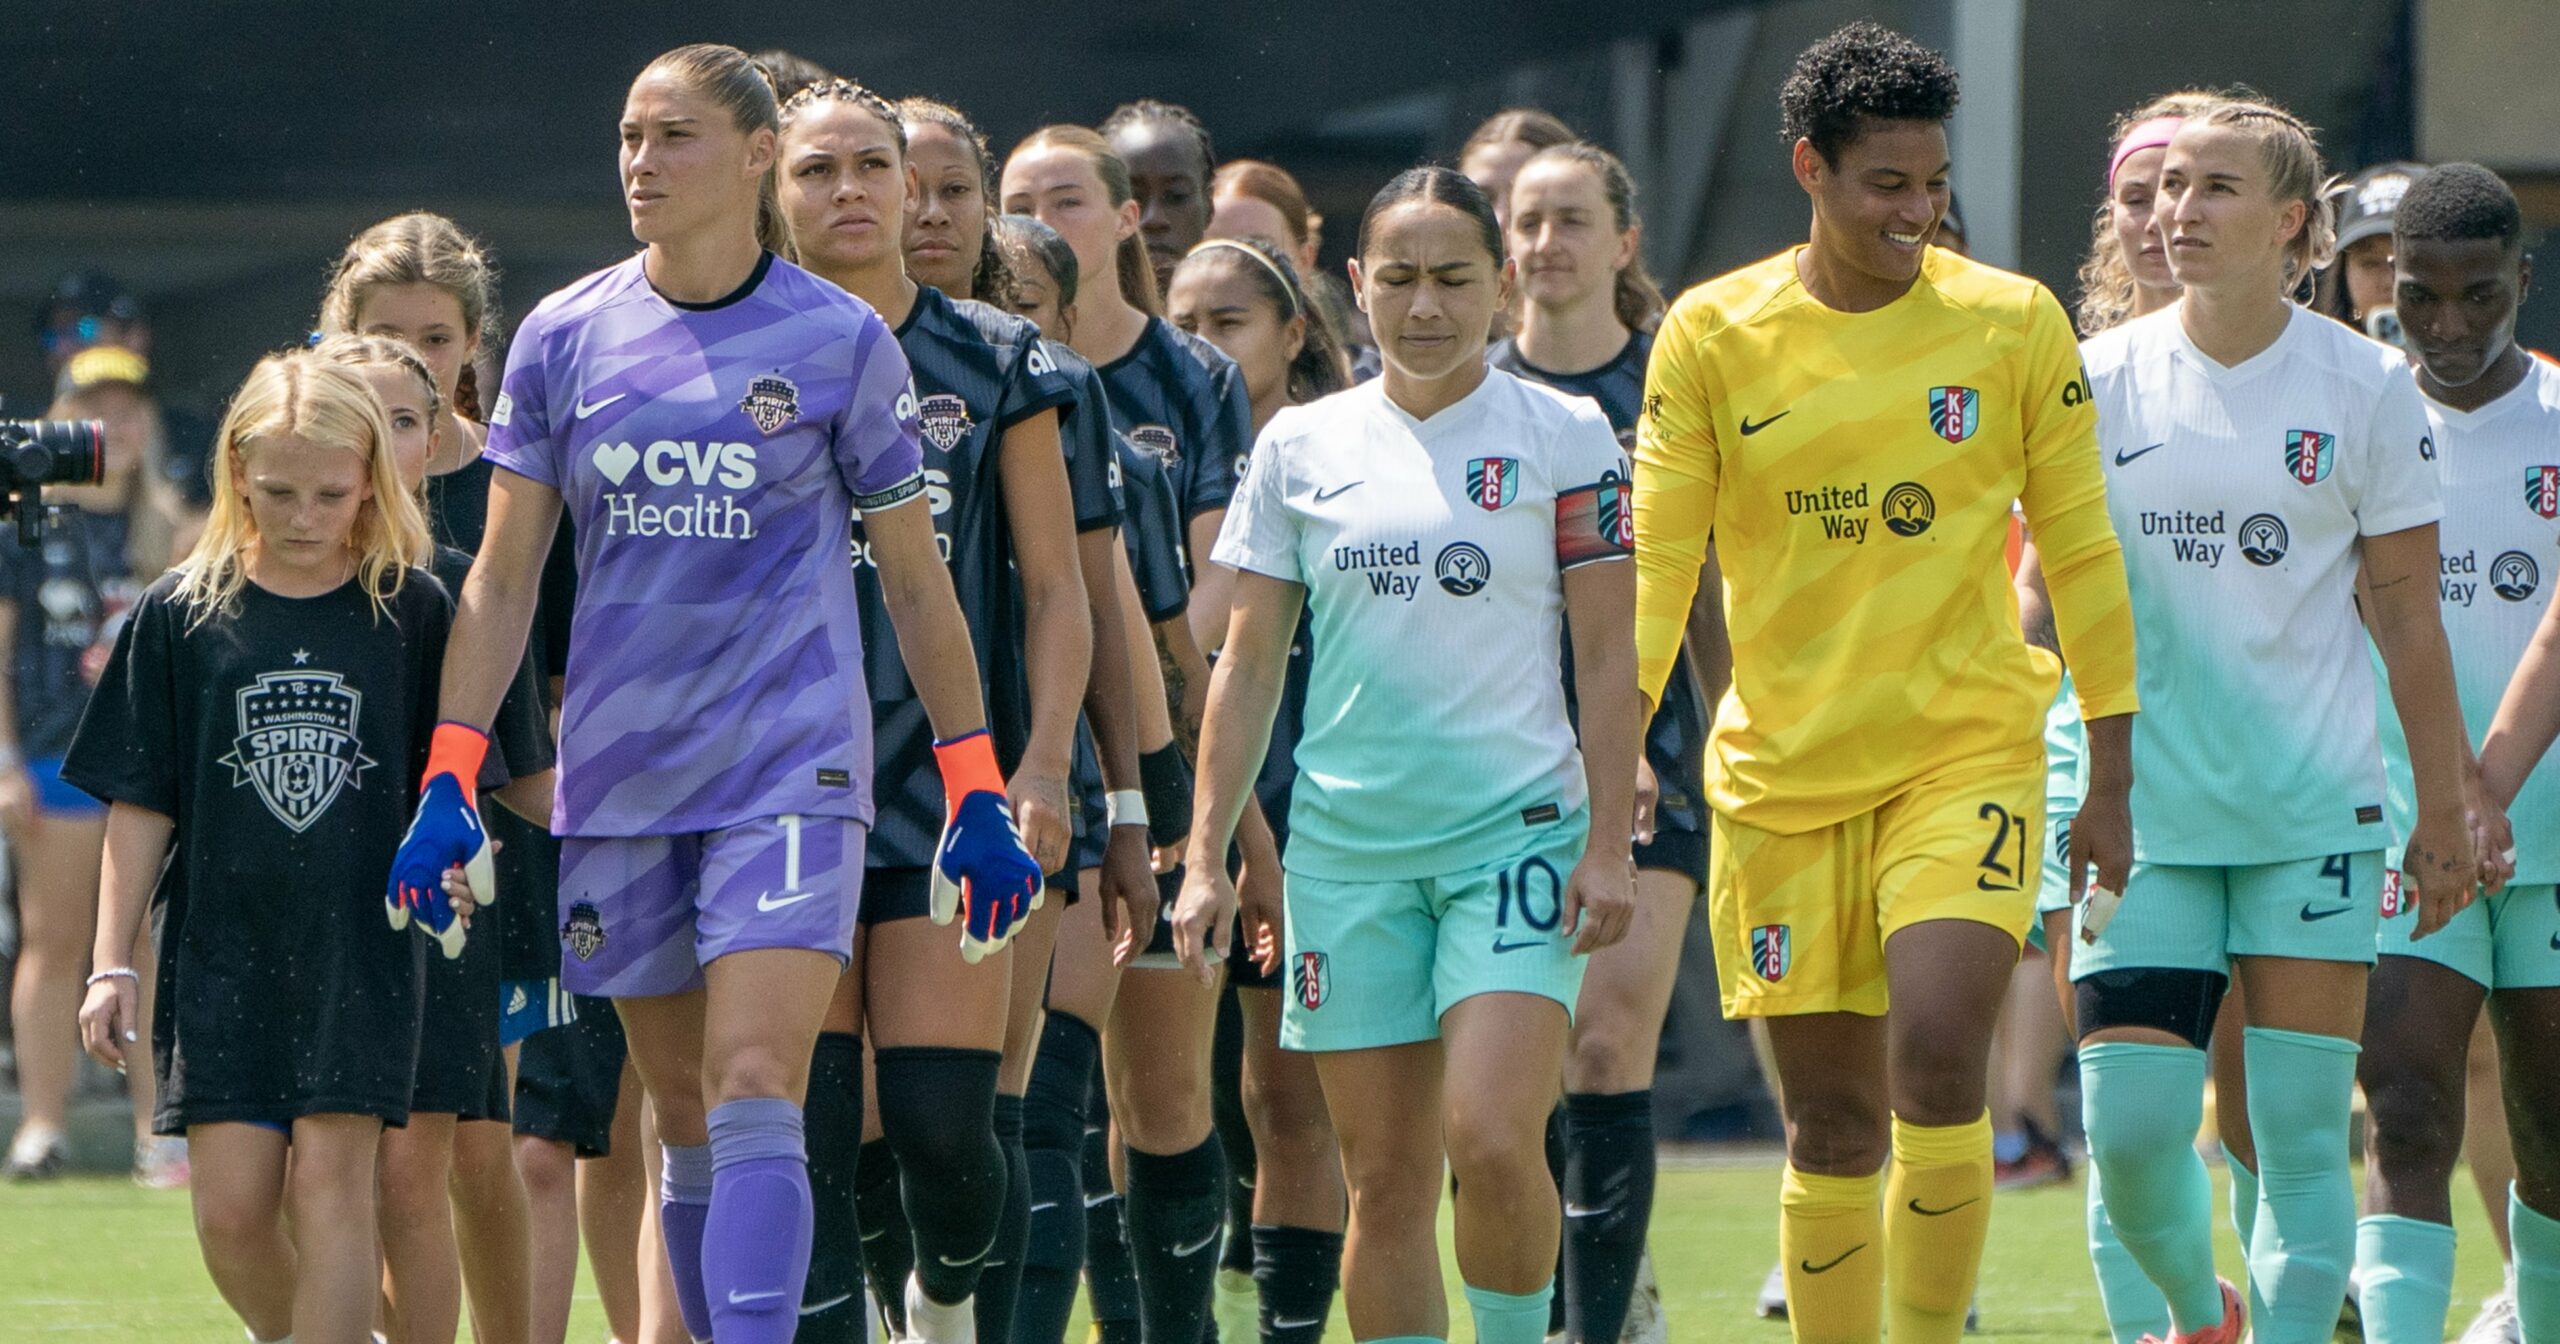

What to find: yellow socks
left=1884, top=1112, right=1995, bottom=1344
left=1781, top=1165, right=1885, bottom=1344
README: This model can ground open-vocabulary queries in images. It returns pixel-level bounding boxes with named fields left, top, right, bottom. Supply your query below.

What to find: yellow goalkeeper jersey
left=1634, top=246, right=2137, bottom=834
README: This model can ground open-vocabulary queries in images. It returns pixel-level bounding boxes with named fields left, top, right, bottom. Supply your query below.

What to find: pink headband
left=2108, top=116, right=2185, bottom=186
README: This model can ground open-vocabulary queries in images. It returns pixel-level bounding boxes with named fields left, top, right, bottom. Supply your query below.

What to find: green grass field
left=2, top=1159, right=2513, bottom=1341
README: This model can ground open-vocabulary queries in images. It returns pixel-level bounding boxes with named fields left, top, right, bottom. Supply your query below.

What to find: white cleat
left=1620, top=1244, right=1669, bottom=1344
left=2455, top=1287, right=2521, bottom=1344
left=1757, top=1262, right=1789, bottom=1320
left=903, top=1270, right=976, bottom=1344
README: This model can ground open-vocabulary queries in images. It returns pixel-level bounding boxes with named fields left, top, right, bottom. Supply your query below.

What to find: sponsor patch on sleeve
left=853, top=471, right=928, bottom=512
left=489, top=391, right=514, bottom=428
left=1555, top=474, right=1634, bottom=569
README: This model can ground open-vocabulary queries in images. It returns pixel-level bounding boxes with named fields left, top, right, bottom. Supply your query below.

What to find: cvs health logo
left=593, top=438, right=761, bottom=539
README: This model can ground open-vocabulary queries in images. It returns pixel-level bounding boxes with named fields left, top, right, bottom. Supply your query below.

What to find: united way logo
left=2493, top=550, right=2541, bottom=602
left=218, top=668, right=375, bottom=833
left=1750, top=924, right=1792, bottom=982
left=562, top=901, right=607, bottom=962
left=2527, top=466, right=2560, bottom=519
left=1928, top=386, right=1979, bottom=444
left=2239, top=513, right=2290, bottom=566
left=918, top=393, right=973, bottom=452
left=738, top=373, right=801, bottom=435
left=1880, top=481, right=1936, bottom=537
left=1293, top=950, right=1329, bottom=1010
left=2286, top=429, right=2336, bottom=485
left=1466, top=456, right=1519, bottom=511
left=1436, top=541, right=1492, bottom=596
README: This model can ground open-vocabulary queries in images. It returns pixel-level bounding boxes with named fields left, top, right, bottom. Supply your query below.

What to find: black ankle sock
left=972, top=1094, right=1030, bottom=1341
left=1564, top=1089, right=1657, bottom=1344
left=1124, top=1134, right=1228, bottom=1344
left=798, top=1032, right=866, bottom=1342
left=1252, top=1222, right=1344, bottom=1344
left=855, top=1137, right=913, bottom=1336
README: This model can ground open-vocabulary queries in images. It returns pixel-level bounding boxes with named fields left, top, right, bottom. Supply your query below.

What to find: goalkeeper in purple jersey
left=385, top=44, right=1039, bottom=1344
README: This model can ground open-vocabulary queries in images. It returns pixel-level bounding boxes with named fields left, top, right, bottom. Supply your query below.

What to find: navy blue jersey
left=3, top=506, right=140, bottom=760
left=425, top=455, right=580, bottom=681
left=1489, top=330, right=1709, bottom=842
left=1115, top=432, right=1192, bottom=625
left=856, top=285, right=1078, bottom=865
left=1097, top=318, right=1252, bottom=543
left=1048, top=342, right=1124, bottom=536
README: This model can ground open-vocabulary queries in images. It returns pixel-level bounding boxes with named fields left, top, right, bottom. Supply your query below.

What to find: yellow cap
left=56, top=345, right=150, bottom=399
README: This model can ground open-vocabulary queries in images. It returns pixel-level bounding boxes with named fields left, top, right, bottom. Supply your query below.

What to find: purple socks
left=701, top=1097, right=817, bottom=1343
left=659, top=1140, right=717, bottom=1341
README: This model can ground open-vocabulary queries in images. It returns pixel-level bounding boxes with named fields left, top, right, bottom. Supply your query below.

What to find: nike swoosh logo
left=2114, top=442, right=2165, bottom=466
left=1172, top=1232, right=1220, bottom=1257
left=938, top=1252, right=983, bottom=1267
left=2551, top=932, right=2560, bottom=951
left=1564, top=1203, right=1610, bottom=1218
left=2299, top=903, right=2356, bottom=922
left=728, top=1288, right=785, bottom=1304
left=1084, top=1192, right=1117, bottom=1208
left=1975, top=876, right=2021, bottom=892
left=800, top=1293, right=853, bottom=1317
left=1739, top=412, right=1790, bottom=436
left=757, top=890, right=816, bottom=912
left=576, top=392, right=628, bottom=418
left=1491, top=938, right=1545, bottom=954
left=1800, top=1243, right=1867, bottom=1274
left=1030, top=1200, right=1059, bottom=1213
left=1313, top=481, right=1363, bottom=502
left=1274, top=1318, right=1323, bottom=1331
left=1907, top=1196, right=1981, bottom=1217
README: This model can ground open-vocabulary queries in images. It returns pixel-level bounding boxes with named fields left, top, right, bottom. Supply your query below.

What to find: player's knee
left=705, top=1043, right=805, bottom=1108
left=1783, top=1094, right=1891, bottom=1174
left=1112, top=1073, right=1210, bottom=1154
left=2362, top=1076, right=2463, bottom=1182
left=1339, top=1141, right=1442, bottom=1220
left=193, top=1186, right=283, bottom=1251
left=1564, top=1015, right=1653, bottom=1094
left=1443, top=1105, right=1549, bottom=1192
left=2502, top=1079, right=2560, bottom=1179
left=515, top=1137, right=575, bottom=1198
left=1240, top=1067, right=1332, bottom=1158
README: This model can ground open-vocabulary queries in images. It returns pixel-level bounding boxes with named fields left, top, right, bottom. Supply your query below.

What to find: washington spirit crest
left=1927, top=386, right=1979, bottom=443
left=1293, top=950, right=1329, bottom=1010
left=1750, top=924, right=1792, bottom=982
left=1129, top=423, right=1180, bottom=468
left=2528, top=466, right=2560, bottom=519
left=918, top=393, right=973, bottom=452
left=2286, top=429, right=2336, bottom=485
left=1466, top=456, right=1519, bottom=511
left=562, top=901, right=607, bottom=961
left=738, top=373, right=801, bottom=435
left=218, top=668, right=375, bottom=833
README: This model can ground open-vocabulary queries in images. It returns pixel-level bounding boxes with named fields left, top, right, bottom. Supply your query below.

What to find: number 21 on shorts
left=1975, top=801, right=2029, bottom=892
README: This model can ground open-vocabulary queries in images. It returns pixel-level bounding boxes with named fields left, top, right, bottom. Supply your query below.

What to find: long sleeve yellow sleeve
left=1633, top=302, right=1720, bottom=713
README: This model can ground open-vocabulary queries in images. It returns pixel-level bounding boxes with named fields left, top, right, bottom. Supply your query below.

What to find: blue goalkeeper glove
left=387, top=723, right=496, bottom=961
left=929, top=730, right=1042, bottom=964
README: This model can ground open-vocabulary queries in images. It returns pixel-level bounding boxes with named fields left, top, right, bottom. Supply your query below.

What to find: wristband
left=1106, top=789, right=1148, bottom=829
left=424, top=721, right=491, bottom=804
left=932, top=729, right=1007, bottom=810
left=85, top=967, right=139, bottom=988
left=1138, top=742, right=1192, bottom=848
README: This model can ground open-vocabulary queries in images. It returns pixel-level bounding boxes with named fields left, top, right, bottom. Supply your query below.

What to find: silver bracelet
left=85, top=967, right=139, bottom=988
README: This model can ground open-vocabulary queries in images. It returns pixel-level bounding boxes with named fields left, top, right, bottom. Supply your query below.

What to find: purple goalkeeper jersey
left=482, top=252, right=926, bottom=837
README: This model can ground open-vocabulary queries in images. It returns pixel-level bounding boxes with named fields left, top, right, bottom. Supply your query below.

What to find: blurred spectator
left=3, top=345, right=187, bottom=1186
left=30, top=272, right=215, bottom=522
left=2317, top=161, right=2423, bottom=334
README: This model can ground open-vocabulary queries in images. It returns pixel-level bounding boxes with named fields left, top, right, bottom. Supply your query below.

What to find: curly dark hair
left=2395, top=162, right=2522, bottom=248
left=1779, top=22, right=1961, bottom=163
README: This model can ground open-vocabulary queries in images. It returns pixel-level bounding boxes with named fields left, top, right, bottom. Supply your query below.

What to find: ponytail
left=1014, top=125, right=1161, bottom=316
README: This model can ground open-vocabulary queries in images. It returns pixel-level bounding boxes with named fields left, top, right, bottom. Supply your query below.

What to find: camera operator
left=4, top=345, right=180, bottom=1185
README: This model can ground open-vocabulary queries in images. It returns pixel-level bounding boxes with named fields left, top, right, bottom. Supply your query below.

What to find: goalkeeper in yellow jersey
left=1632, top=23, right=2138, bottom=1344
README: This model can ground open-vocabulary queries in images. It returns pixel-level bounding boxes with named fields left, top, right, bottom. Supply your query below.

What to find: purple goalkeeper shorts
left=556, top=815, right=866, bottom=998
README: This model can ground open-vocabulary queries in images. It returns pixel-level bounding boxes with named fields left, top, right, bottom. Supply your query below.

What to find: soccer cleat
left=1757, top=1262, right=1788, bottom=1320
left=2454, top=1288, right=2520, bottom=1344
left=1213, top=1266, right=1257, bottom=1344
left=2336, top=1269, right=2364, bottom=1341
left=904, top=1270, right=976, bottom=1343
left=929, top=731, right=1042, bottom=963
left=5, top=1125, right=69, bottom=1181
left=133, top=1135, right=190, bottom=1190
left=1621, top=1245, right=1670, bottom=1344
left=2140, top=1277, right=2245, bottom=1344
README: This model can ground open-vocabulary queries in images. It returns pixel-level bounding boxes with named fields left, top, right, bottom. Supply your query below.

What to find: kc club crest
left=1928, top=386, right=1979, bottom=443
left=1596, top=472, right=1632, bottom=548
left=1750, top=924, right=1792, bottom=982
left=918, top=393, right=973, bottom=452
left=1293, top=950, right=1329, bottom=1010
left=738, top=373, right=801, bottom=435
left=2528, top=466, right=2560, bottom=519
left=1466, top=456, right=1519, bottom=511
left=218, top=667, right=374, bottom=833
left=2286, top=429, right=2336, bottom=485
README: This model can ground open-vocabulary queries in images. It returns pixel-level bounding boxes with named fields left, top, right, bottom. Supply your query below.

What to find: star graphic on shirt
left=291, top=649, right=311, bottom=666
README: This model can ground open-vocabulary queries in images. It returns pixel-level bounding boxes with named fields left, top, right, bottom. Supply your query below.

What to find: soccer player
left=387, top=45, right=1041, bottom=1344
left=74, top=351, right=465, bottom=1344
left=1004, top=122, right=1260, bottom=1344
left=1459, top=108, right=1576, bottom=232
left=775, top=77, right=1098, bottom=1343
left=1489, top=139, right=1696, bottom=1344
left=1166, top=234, right=1353, bottom=1344
left=2074, top=100, right=2493, bottom=1344
left=1632, top=24, right=2140, bottom=1344
left=1174, top=163, right=1639, bottom=1344
left=2378, top=162, right=2560, bottom=1344
left=1103, top=100, right=1218, bottom=299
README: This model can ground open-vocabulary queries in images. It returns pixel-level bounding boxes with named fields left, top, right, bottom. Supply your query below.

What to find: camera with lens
left=0, top=407, right=107, bottom=546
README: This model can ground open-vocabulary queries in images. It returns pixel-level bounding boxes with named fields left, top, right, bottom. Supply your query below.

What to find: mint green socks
left=2513, top=1186, right=2560, bottom=1344
left=1462, top=1280, right=1553, bottom=1344
left=2241, top=1027, right=2360, bottom=1344
left=2080, top=1041, right=2226, bottom=1332
left=2353, top=1215, right=2455, bottom=1344
left=2088, top=1165, right=2174, bottom=1344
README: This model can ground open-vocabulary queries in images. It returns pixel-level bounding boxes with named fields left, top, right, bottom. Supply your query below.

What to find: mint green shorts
left=2072, top=851, right=2385, bottom=979
left=1279, top=817, right=1589, bottom=1053
left=2377, top=874, right=2560, bottom=990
